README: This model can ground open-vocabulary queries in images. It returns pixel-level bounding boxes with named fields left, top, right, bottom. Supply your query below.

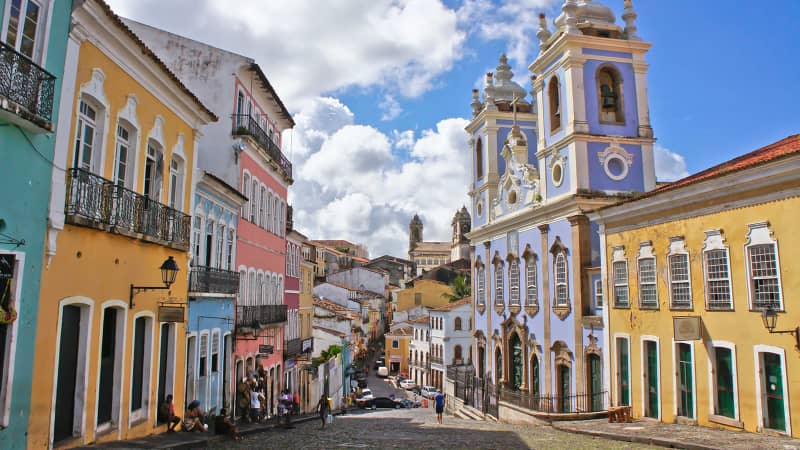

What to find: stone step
left=454, top=409, right=473, bottom=420
left=485, top=413, right=499, bottom=423
left=461, top=404, right=484, bottom=419
left=458, top=407, right=483, bottom=421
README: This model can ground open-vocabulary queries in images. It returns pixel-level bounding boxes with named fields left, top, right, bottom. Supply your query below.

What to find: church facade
left=408, top=208, right=471, bottom=276
left=468, top=0, right=655, bottom=411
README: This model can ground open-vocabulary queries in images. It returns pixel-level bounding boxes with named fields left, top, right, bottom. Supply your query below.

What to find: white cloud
left=380, top=94, right=403, bottom=121
left=654, top=144, right=689, bottom=182
left=109, top=0, right=466, bottom=107
left=288, top=98, right=470, bottom=257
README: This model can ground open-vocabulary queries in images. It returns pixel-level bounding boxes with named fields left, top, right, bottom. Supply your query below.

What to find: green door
left=531, top=356, right=540, bottom=397
left=646, top=341, right=658, bottom=418
left=559, top=366, right=571, bottom=412
left=763, top=353, right=786, bottom=432
left=589, top=354, right=602, bottom=411
left=618, top=338, right=630, bottom=406
left=715, top=348, right=735, bottom=418
left=511, top=334, right=523, bottom=389
left=678, top=343, right=694, bottom=418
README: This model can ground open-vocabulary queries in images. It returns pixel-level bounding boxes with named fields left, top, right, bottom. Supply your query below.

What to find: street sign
left=158, top=306, right=184, bottom=323
left=259, top=344, right=274, bottom=355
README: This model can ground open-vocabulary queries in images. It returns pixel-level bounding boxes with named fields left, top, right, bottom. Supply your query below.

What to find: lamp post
left=760, top=306, right=800, bottom=351
left=129, top=256, right=180, bottom=308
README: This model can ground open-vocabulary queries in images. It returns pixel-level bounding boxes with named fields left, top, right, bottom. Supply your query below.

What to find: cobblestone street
left=211, top=408, right=657, bottom=449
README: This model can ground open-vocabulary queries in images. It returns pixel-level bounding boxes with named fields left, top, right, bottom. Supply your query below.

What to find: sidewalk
left=74, top=413, right=321, bottom=449
left=553, top=418, right=800, bottom=450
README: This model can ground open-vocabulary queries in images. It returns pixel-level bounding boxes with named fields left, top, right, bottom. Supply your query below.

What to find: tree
left=442, top=275, right=471, bottom=302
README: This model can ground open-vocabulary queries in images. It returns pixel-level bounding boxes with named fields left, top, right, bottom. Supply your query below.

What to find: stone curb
left=550, top=423, right=722, bottom=450
left=162, top=414, right=323, bottom=450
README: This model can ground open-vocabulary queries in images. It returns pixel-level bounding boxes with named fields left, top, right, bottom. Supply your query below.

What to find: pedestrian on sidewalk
left=317, top=395, right=329, bottom=429
left=183, top=400, right=208, bottom=432
left=158, top=394, right=181, bottom=432
left=434, top=389, right=445, bottom=424
left=214, top=408, right=241, bottom=441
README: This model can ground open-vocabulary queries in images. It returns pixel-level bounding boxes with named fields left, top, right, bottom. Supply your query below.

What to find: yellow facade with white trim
left=27, top=15, right=210, bottom=448
left=601, top=181, right=800, bottom=437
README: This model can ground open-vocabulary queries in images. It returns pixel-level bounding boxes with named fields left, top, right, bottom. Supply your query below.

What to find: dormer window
left=548, top=76, right=561, bottom=133
left=597, top=66, right=624, bottom=123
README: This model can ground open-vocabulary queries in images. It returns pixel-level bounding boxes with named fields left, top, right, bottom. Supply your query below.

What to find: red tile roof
left=654, top=135, right=800, bottom=196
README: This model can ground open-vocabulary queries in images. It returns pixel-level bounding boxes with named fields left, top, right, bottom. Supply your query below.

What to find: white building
left=409, top=316, right=431, bottom=387
left=430, top=298, right=472, bottom=389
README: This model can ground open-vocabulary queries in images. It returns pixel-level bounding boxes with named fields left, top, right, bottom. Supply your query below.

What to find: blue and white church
left=468, top=0, right=655, bottom=411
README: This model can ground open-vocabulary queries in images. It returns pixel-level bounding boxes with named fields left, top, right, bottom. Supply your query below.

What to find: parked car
left=377, top=366, right=389, bottom=377
left=355, top=388, right=375, bottom=407
left=369, top=397, right=402, bottom=409
left=399, top=379, right=417, bottom=390
left=420, top=385, right=438, bottom=398
left=398, top=398, right=421, bottom=408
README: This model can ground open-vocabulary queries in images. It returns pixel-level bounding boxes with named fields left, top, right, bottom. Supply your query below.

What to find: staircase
left=454, top=404, right=487, bottom=421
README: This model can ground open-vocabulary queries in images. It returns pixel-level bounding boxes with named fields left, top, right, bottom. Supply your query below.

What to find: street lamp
left=129, top=256, right=180, bottom=308
left=760, top=306, right=800, bottom=350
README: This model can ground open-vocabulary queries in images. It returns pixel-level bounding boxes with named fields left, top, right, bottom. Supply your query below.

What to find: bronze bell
left=601, top=84, right=617, bottom=109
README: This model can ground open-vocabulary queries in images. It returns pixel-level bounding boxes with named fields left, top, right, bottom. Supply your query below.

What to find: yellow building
left=385, top=326, right=412, bottom=376
left=29, top=1, right=216, bottom=447
left=591, top=135, right=800, bottom=437
left=395, top=279, right=452, bottom=313
left=298, top=245, right=316, bottom=413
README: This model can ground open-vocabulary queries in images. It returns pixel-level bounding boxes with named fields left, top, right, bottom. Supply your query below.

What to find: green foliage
left=442, top=274, right=472, bottom=302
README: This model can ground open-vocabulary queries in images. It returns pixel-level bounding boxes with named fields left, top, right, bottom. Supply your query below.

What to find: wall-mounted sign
left=302, top=338, right=313, bottom=353
left=158, top=306, right=184, bottom=323
left=259, top=344, right=274, bottom=355
left=673, top=316, right=702, bottom=341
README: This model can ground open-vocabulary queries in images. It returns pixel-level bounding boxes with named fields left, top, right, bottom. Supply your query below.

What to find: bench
left=607, top=406, right=632, bottom=423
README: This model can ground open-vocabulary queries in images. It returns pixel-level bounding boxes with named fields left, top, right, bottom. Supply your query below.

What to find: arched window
left=555, top=253, right=568, bottom=306
left=548, top=76, right=561, bottom=132
left=454, top=317, right=462, bottom=331
left=260, top=185, right=267, bottom=228
left=249, top=271, right=256, bottom=305
left=239, top=269, right=247, bottom=304
left=168, top=156, right=185, bottom=210
left=257, top=273, right=264, bottom=305
left=494, top=262, right=504, bottom=306
left=475, top=138, right=484, bottom=179
left=250, top=180, right=259, bottom=222
left=266, top=192, right=273, bottom=233
left=597, top=66, right=624, bottom=123
left=144, top=140, right=164, bottom=201
left=454, top=345, right=463, bottom=363
left=526, top=254, right=538, bottom=306
left=509, top=259, right=520, bottom=306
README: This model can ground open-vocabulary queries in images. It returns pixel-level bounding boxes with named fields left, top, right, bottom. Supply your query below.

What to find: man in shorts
left=434, top=389, right=445, bottom=424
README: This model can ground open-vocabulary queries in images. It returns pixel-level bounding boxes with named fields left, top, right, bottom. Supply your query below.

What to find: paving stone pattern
left=211, top=407, right=657, bottom=450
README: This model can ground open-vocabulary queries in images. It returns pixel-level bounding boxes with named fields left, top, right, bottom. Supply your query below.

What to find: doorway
left=557, top=365, right=571, bottom=412
left=761, top=352, right=787, bottom=432
left=54, top=305, right=82, bottom=443
left=97, top=307, right=123, bottom=430
left=186, top=335, right=197, bottom=408
left=157, top=323, right=175, bottom=423
left=644, top=340, right=659, bottom=418
left=616, top=337, right=630, bottom=406
left=587, top=354, right=602, bottom=411
left=509, top=334, right=522, bottom=390
left=677, top=343, right=694, bottom=418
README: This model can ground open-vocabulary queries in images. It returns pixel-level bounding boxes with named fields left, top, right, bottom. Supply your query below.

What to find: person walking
left=317, top=395, right=329, bottom=429
left=434, top=389, right=445, bottom=424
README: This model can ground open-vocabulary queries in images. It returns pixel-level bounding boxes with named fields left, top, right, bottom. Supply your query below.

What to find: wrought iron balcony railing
left=235, top=304, right=287, bottom=331
left=284, top=337, right=303, bottom=358
left=231, top=114, right=292, bottom=179
left=430, top=356, right=443, bottom=366
left=65, top=168, right=191, bottom=250
left=0, top=41, right=56, bottom=127
left=189, top=266, right=240, bottom=295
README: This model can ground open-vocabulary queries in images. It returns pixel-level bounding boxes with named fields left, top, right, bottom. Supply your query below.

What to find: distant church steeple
left=409, top=214, right=423, bottom=253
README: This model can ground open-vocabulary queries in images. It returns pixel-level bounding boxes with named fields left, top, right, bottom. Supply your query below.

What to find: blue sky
left=339, top=0, right=800, bottom=173
left=112, top=0, right=800, bottom=257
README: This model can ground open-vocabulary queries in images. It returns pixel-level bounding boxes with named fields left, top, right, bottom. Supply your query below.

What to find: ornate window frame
left=475, top=256, right=486, bottom=315
left=612, top=246, right=629, bottom=308
left=703, top=229, right=733, bottom=310
left=522, top=244, right=539, bottom=316
left=596, top=64, right=625, bottom=125
left=550, top=152, right=566, bottom=188
left=744, top=222, right=783, bottom=311
left=548, top=75, right=562, bottom=133
left=550, top=237, right=570, bottom=319
left=637, top=241, right=658, bottom=309
left=492, top=252, right=505, bottom=315
left=667, top=236, right=692, bottom=310
left=508, top=256, right=521, bottom=313
left=597, top=144, right=633, bottom=181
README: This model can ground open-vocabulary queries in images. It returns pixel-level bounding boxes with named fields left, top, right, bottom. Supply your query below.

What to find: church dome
left=555, top=0, right=617, bottom=31
left=487, top=54, right=528, bottom=105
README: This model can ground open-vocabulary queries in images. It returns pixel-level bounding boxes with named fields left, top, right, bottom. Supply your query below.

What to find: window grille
left=555, top=253, right=568, bottom=306
left=705, top=249, right=732, bottom=309
left=494, top=263, right=504, bottom=305
left=669, top=254, right=692, bottom=308
left=613, top=261, right=629, bottom=307
left=749, top=244, right=781, bottom=309
left=526, top=257, right=537, bottom=306
left=594, top=279, right=603, bottom=308
left=638, top=257, right=657, bottom=307
left=509, top=260, right=520, bottom=306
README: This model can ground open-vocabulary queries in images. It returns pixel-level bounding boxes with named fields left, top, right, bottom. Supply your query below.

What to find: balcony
left=235, top=304, right=287, bottom=332
left=430, top=356, right=443, bottom=366
left=0, top=42, right=56, bottom=132
left=231, top=114, right=292, bottom=180
left=189, top=266, right=240, bottom=295
left=284, top=337, right=303, bottom=359
left=65, top=168, right=191, bottom=250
